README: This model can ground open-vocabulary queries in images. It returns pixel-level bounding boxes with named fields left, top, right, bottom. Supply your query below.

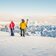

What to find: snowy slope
left=0, top=31, right=56, bottom=56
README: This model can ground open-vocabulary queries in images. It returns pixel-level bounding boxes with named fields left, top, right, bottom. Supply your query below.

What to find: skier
left=20, top=19, right=28, bottom=37
left=9, top=21, right=15, bottom=36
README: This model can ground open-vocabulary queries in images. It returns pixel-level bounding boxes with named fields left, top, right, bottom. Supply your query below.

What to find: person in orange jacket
left=9, top=21, right=15, bottom=36
left=20, top=19, right=28, bottom=37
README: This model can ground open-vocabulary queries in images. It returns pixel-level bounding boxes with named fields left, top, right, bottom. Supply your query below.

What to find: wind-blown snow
left=0, top=31, right=56, bottom=56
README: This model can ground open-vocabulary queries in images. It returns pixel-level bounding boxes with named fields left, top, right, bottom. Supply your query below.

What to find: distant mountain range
left=0, top=16, right=56, bottom=25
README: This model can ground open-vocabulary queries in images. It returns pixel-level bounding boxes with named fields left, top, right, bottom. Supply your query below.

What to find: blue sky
left=0, top=0, right=56, bottom=16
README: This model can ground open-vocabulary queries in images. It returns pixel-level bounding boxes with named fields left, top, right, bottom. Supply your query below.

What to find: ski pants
left=10, top=28, right=14, bottom=36
left=20, top=29, right=25, bottom=37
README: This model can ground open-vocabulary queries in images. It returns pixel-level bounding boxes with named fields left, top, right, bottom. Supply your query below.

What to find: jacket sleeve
left=19, top=23, right=21, bottom=29
left=25, top=23, right=27, bottom=27
left=13, top=23, right=15, bottom=27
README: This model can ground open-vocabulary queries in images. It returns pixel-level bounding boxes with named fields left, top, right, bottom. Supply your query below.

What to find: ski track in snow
left=0, top=31, right=56, bottom=56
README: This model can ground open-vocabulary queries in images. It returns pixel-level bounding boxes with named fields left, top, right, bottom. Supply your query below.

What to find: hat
left=22, top=19, right=25, bottom=21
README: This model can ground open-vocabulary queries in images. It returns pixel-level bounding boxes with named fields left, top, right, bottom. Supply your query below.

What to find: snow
left=0, top=31, right=56, bottom=56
